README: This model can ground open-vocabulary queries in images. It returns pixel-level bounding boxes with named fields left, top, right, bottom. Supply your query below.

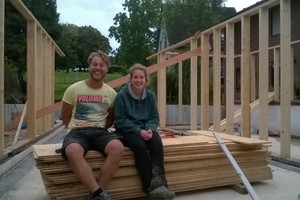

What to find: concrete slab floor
left=0, top=153, right=299, bottom=200
left=252, top=134, right=300, bottom=161
left=176, top=160, right=300, bottom=200
left=0, top=127, right=300, bottom=200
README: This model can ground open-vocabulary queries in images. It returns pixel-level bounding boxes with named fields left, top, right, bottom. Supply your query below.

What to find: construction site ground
left=0, top=125, right=300, bottom=200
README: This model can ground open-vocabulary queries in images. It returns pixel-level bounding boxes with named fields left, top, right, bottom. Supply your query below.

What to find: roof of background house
left=163, top=7, right=237, bottom=46
left=161, top=0, right=274, bottom=48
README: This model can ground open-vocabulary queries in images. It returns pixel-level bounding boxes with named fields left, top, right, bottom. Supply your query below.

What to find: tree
left=109, top=0, right=227, bottom=104
left=4, top=0, right=61, bottom=103
left=55, top=24, right=80, bottom=71
left=109, top=0, right=162, bottom=68
left=56, top=24, right=111, bottom=71
left=161, top=0, right=225, bottom=104
left=163, top=0, right=224, bottom=43
left=76, top=26, right=111, bottom=69
left=25, top=0, right=61, bottom=40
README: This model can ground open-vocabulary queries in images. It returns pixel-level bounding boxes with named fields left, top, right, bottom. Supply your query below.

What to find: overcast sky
left=56, top=0, right=260, bottom=50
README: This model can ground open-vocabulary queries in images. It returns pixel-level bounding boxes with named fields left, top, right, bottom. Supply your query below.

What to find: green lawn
left=55, top=72, right=122, bottom=100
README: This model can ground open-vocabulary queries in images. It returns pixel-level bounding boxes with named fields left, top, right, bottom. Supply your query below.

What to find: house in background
left=158, top=6, right=237, bottom=51
left=157, top=5, right=237, bottom=105
left=232, top=0, right=300, bottom=102
left=157, top=0, right=300, bottom=103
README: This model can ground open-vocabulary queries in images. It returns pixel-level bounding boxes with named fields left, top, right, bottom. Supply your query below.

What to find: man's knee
left=65, top=143, right=84, bottom=159
left=106, top=139, right=124, bottom=157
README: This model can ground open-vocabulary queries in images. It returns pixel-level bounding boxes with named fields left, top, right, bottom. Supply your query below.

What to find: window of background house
left=164, top=37, right=168, bottom=49
left=270, top=6, right=280, bottom=35
left=235, top=68, right=241, bottom=91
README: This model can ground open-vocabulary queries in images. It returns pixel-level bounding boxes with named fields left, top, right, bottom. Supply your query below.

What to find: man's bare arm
left=61, top=102, right=73, bottom=128
left=105, top=107, right=114, bottom=129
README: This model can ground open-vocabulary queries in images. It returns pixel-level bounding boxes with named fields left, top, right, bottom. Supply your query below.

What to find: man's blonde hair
left=87, top=50, right=111, bottom=67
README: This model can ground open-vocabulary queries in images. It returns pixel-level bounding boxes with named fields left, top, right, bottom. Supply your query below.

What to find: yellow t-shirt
left=62, top=80, right=117, bottom=129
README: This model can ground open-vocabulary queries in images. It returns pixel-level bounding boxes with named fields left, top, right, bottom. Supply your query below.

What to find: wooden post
left=190, top=38, right=198, bottom=130
left=27, top=21, right=37, bottom=138
left=36, top=27, right=42, bottom=134
left=225, top=22, right=235, bottom=135
left=178, top=61, right=183, bottom=124
left=157, top=53, right=166, bottom=128
left=201, top=34, right=209, bottom=130
left=241, top=16, right=251, bottom=138
left=47, top=41, right=53, bottom=129
left=213, top=28, right=221, bottom=132
left=50, top=43, right=55, bottom=127
left=258, top=7, right=269, bottom=141
left=41, top=34, right=47, bottom=132
left=280, top=0, right=291, bottom=158
left=0, top=0, right=5, bottom=155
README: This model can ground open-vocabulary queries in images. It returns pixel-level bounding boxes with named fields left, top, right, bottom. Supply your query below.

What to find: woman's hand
left=139, top=129, right=153, bottom=141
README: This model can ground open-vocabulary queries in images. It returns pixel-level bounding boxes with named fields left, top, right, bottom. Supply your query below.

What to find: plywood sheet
left=188, top=130, right=271, bottom=145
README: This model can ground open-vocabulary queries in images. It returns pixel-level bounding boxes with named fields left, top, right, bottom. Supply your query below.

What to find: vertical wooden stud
left=178, top=61, right=183, bottom=124
left=226, top=22, right=235, bottom=134
left=201, top=34, right=209, bottom=130
left=258, top=7, right=269, bottom=141
left=241, top=16, right=251, bottom=137
left=190, top=38, right=198, bottom=130
left=213, top=28, right=221, bottom=132
left=157, top=53, right=167, bottom=128
left=280, top=0, right=291, bottom=158
left=27, top=21, right=37, bottom=138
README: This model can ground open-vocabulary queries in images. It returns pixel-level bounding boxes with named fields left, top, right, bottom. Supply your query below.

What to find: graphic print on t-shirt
left=73, top=94, right=109, bottom=127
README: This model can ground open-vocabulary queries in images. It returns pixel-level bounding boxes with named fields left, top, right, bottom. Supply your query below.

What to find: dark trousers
left=119, top=131, right=167, bottom=193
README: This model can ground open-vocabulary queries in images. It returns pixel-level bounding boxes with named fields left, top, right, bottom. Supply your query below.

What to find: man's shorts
left=61, top=127, right=122, bottom=159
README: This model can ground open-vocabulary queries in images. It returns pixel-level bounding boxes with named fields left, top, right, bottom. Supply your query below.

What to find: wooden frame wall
left=9, top=0, right=64, bottom=139
left=145, top=0, right=295, bottom=158
left=1, top=0, right=296, bottom=160
left=0, top=0, right=64, bottom=155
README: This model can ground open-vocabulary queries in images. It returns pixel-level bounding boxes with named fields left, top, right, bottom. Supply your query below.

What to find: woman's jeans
left=119, top=131, right=168, bottom=193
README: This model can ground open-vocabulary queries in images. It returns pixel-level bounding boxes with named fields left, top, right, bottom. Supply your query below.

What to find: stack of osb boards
left=33, top=130, right=272, bottom=200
